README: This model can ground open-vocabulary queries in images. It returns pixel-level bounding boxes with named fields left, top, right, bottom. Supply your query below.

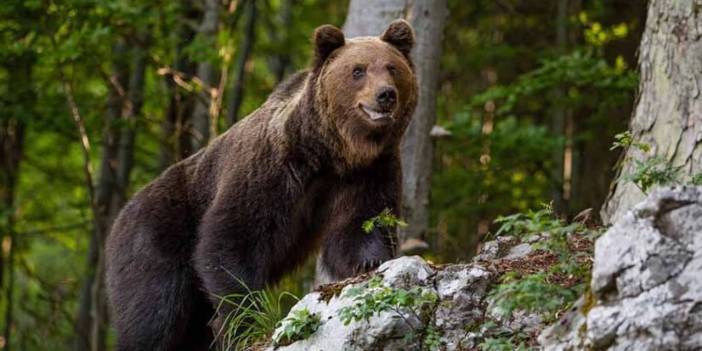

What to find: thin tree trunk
left=74, top=41, right=129, bottom=351
left=343, top=0, right=448, bottom=247
left=550, top=0, right=569, bottom=215
left=160, top=0, right=199, bottom=168
left=0, top=55, right=30, bottom=351
left=602, top=0, right=702, bottom=224
left=266, top=0, right=295, bottom=83
left=226, top=0, right=257, bottom=126
left=114, top=45, right=146, bottom=209
left=190, top=0, right=221, bottom=151
left=0, top=106, right=26, bottom=351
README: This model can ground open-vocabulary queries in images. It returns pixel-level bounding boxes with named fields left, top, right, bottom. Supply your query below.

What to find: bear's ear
left=381, top=19, right=414, bottom=58
left=314, top=24, right=345, bottom=66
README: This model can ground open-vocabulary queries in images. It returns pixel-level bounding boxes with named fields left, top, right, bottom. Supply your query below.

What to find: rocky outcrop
left=268, top=256, right=493, bottom=351
left=540, top=186, right=702, bottom=350
left=268, top=187, right=702, bottom=350
left=267, top=235, right=555, bottom=351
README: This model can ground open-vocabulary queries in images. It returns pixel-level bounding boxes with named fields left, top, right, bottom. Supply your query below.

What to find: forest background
left=0, top=0, right=646, bottom=349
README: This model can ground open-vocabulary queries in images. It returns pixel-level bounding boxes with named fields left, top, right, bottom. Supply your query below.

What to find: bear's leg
left=110, top=261, right=214, bottom=351
left=193, top=205, right=263, bottom=346
left=317, top=155, right=401, bottom=282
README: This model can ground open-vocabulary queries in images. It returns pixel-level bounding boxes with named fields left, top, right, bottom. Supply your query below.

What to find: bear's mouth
left=359, top=104, right=393, bottom=123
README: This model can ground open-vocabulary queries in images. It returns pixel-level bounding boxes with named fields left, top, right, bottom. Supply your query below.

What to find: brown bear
left=106, top=19, right=417, bottom=351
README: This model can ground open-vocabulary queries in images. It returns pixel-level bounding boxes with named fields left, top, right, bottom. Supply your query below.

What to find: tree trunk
left=74, top=40, right=146, bottom=351
left=226, top=0, right=257, bottom=126
left=189, top=0, right=221, bottom=151
left=601, top=0, right=702, bottom=224
left=0, top=55, right=29, bottom=351
left=74, top=41, right=129, bottom=351
left=113, top=45, right=146, bottom=209
left=343, top=0, right=448, bottom=247
left=160, top=0, right=199, bottom=168
left=266, top=0, right=295, bottom=84
left=549, top=0, right=569, bottom=215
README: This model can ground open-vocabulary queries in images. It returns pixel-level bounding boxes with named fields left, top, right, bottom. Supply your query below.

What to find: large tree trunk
left=601, top=0, right=702, bottom=224
left=343, top=0, right=448, bottom=248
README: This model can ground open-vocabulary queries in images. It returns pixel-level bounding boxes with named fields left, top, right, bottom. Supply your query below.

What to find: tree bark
left=189, top=0, right=221, bottom=151
left=226, top=0, right=257, bottom=126
left=74, top=40, right=146, bottom=351
left=602, top=0, right=702, bottom=224
left=0, top=54, right=30, bottom=351
left=343, top=0, right=448, bottom=246
left=114, top=45, right=146, bottom=209
left=160, top=0, right=199, bottom=168
left=549, top=0, right=569, bottom=215
left=266, top=0, right=295, bottom=84
left=73, top=41, right=129, bottom=351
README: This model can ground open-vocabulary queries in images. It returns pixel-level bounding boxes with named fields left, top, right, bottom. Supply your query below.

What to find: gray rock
left=538, top=295, right=589, bottom=351
left=376, top=255, right=435, bottom=288
left=503, top=242, right=534, bottom=260
left=540, top=186, right=702, bottom=351
left=268, top=256, right=496, bottom=351
left=434, top=264, right=493, bottom=350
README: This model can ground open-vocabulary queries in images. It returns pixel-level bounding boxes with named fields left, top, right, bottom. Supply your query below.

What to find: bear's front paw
left=353, top=259, right=384, bottom=275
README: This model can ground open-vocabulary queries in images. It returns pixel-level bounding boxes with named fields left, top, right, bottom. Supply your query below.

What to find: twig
left=59, top=75, right=97, bottom=215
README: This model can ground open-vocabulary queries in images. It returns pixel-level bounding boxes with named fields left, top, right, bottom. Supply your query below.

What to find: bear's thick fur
left=106, top=20, right=417, bottom=350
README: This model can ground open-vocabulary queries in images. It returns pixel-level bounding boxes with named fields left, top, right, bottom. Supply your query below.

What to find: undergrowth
left=612, top=131, right=702, bottom=193
left=215, top=279, right=299, bottom=351
left=338, top=276, right=442, bottom=350
left=362, top=208, right=408, bottom=234
left=479, top=203, right=596, bottom=350
left=272, top=308, right=321, bottom=347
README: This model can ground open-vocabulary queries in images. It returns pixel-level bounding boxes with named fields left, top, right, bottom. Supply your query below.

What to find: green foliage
left=0, top=0, right=647, bottom=348
left=338, top=276, right=441, bottom=350
left=610, top=131, right=651, bottom=152
left=494, top=203, right=561, bottom=237
left=579, top=12, right=630, bottom=48
left=611, top=132, right=694, bottom=193
left=624, top=157, right=683, bottom=193
left=470, top=51, right=637, bottom=116
left=479, top=336, right=530, bottom=351
left=338, top=276, right=437, bottom=325
left=272, top=308, right=321, bottom=347
left=433, top=1, right=639, bottom=260
left=216, top=282, right=299, bottom=351
left=422, top=325, right=443, bottom=351
left=362, top=208, right=407, bottom=234
left=494, top=203, right=584, bottom=258
left=692, top=173, right=702, bottom=186
left=488, top=272, right=578, bottom=319
left=488, top=206, right=590, bottom=325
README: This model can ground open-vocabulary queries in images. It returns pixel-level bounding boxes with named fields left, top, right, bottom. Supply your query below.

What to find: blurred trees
left=430, top=0, right=644, bottom=260
left=0, top=0, right=646, bottom=349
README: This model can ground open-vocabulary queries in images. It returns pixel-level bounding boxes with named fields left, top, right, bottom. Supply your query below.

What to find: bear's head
left=312, top=20, right=418, bottom=168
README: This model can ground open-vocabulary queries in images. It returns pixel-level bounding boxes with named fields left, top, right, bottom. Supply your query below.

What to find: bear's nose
left=376, top=87, right=397, bottom=111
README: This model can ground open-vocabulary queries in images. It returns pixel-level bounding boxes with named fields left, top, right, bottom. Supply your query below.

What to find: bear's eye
left=387, top=64, right=397, bottom=75
left=352, top=67, right=365, bottom=80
